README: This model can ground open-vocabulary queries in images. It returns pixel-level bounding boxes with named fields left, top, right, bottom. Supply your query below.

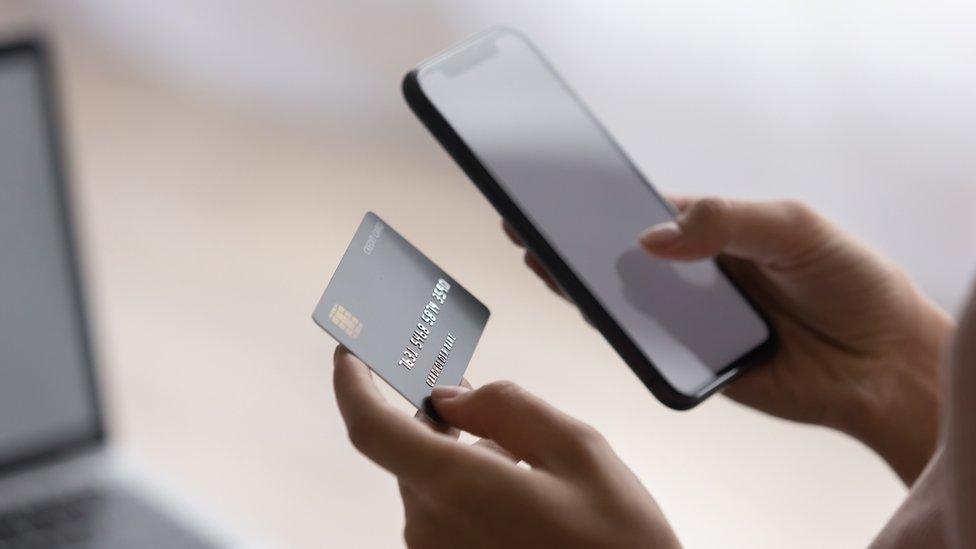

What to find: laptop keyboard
left=0, top=489, right=104, bottom=548
left=0, top=487, right=216, bottom=549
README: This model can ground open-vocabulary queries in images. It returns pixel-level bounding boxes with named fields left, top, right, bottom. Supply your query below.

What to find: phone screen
left=416, top=30, right=770, bottom=395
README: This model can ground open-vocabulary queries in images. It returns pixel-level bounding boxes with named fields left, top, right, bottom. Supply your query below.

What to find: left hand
left=333, top=346, right=680, bottom=548
left=504, top=197, right=952, bottom=485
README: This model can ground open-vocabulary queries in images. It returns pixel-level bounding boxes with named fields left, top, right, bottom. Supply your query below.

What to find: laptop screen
left=0, top=43, right=101, bottom=468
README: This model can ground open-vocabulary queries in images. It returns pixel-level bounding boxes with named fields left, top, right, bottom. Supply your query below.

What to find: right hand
left=503, top=197, right=953, bottom=484
left=333, top=348, right=681, bottom=549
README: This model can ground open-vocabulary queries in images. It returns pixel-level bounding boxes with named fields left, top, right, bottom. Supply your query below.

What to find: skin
left=334, top=351, right=680, bottom=549
left=333, top=197, right=965, bottom=547
left=944, top=282, right=976, bottom=548
left=513, top=196, right=952, bottom=484
left=869, top=283, right=975, bottom=549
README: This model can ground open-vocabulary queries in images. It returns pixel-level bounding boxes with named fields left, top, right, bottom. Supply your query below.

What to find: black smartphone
left=403, top=28, right=776, bottom=409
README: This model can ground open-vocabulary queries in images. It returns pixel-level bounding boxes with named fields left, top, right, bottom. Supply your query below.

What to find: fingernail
left=431, top=385, right=470, bottom=400
left=639, top=221, right=682, bottom=248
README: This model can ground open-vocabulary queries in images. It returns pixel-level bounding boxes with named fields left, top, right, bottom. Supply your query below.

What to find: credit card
left=313, top=212, right=490, bottom=411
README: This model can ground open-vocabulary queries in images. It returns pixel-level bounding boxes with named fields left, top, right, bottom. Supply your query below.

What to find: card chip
left=329, top=304, right=363, bottom=339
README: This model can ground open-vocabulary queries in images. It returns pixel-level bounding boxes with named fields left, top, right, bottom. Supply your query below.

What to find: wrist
left=839, top=308, right=952, bottom=485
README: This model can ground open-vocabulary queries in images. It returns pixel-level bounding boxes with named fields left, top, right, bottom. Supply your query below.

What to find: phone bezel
left=402, top=28, right=777, bottom=410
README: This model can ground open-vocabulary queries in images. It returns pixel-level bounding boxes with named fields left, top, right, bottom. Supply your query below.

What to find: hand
left=333, top=346, right=681, bottom=549
left=865, top=282, right=976, bottom=549
left=504, top=197, right=953, bottom=484
left=944, top=281, right=976, bottom=548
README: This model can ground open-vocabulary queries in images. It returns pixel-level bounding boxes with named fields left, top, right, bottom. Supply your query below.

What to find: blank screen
left=0, top=49, right=99, bottom=464
left=418, top=30, right=769, bottom=394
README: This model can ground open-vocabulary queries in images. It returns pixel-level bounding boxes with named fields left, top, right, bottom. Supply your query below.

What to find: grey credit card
left=313, top=212, right=490, bottom=410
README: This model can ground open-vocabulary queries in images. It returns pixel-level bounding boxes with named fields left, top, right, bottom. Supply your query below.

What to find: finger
left=502, top=221, right=524, bottom=247
left=524, top=252, right=567, bottom=298
left=398, top=477, right=417, bottom=506
left=333, top=346, right=466, bottom=479
left=429, top=381, right=602, bottom=470
left=663, top=194, right=696, bottom=213
left=402, top=505, right=447, bottom=549
left=472, top=438, right=519, bottom=462
left=399, top=484, right=441, bottom=549
left=505, top=221, right=566, bottom=298
left=638, top=197, right=833, bottom=268
left=414, top=409, right=458, bottom=438
left=412, top=378, right=475, bottom=440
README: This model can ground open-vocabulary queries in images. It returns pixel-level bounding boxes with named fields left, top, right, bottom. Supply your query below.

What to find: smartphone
left=403, top=28, right=776, bottom=409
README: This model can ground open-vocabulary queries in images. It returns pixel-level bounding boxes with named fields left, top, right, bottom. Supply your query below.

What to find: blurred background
left=1, top=0, right=974, bottom=547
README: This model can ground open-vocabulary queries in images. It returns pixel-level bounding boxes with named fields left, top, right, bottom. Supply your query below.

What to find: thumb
left=430, top=381, right=604, bottom=470
left=639, top=197, right=832, bottom=268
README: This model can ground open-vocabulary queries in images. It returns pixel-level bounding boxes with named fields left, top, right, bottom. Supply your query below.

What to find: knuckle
left=778, top=199, right=818, bottom=225
left=478, top=380, right=524, bottom=404
left=567, top=420, right=609, bottom=456
left=345, top=414, right=376, bottom=454
left=778, top=200, right=833, bottom=246
left=401, top=488, right=442, bottom=547
left=690, top=197, right=728, bottom=220
left=403, top=522, right=425, bottom=548
left=398, top=482, right=415, bottom=502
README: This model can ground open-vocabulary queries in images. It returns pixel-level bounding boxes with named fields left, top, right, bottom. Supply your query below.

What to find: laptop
left=0, top=39, right=245, bottom=548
